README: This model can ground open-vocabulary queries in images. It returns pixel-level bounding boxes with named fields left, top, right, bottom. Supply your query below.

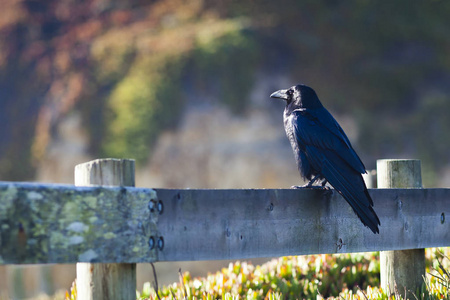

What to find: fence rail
left=1, top=184, right=449, bottom=265
left=0, top=158, right=449, bottom=299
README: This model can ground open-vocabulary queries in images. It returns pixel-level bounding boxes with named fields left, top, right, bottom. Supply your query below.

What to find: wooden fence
left=0, top=158, right=449, bottom=299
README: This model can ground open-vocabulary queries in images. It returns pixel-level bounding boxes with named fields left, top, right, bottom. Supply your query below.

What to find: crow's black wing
left=294, top=108, right=366, bottom=174
left=291, top=108, right=380, bottom=233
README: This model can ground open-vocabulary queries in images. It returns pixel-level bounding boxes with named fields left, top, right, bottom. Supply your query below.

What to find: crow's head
left=270, top=84, right=322, bottom=109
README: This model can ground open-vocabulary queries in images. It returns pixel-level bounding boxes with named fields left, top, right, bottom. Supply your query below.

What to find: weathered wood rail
left=0, top=182, right=158, bottom=264
left=0, top=158, right=449, bottom=299
left=159, top=187, right=449, bottom=260
left=1, top=184, right=449, bottom=264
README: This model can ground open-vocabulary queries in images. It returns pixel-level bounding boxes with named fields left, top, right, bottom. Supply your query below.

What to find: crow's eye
left=287, top=90, right=293, bottom=97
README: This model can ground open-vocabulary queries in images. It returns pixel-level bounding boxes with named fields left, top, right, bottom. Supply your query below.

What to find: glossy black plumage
left=270, top=84, right=380, bottom=234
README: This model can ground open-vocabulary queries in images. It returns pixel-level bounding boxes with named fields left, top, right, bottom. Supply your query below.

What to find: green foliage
left=191, top=20, right=260, bottom=114
left=101, top=18, right=259, bottom=162
left=102, top=53, right=186, bottom=163
left=90, top=32, right=137, bottom=85
left=425, top=250, right=450, bottom=300
left=132, top=248, right=449, bottom=300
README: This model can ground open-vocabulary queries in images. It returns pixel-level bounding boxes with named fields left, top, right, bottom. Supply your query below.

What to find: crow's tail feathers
left=323, top=160, right=381, bottom=234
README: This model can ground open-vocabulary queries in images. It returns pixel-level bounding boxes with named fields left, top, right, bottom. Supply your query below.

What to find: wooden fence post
left=377, top=159, right=425, bottom=296
left=75, top=158, right=136, bottom=300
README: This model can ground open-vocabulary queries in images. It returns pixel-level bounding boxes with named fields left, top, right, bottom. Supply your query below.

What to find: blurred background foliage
left=1, top=0, right=450, bottom=184
left=1, top=1, right=450, bottom=298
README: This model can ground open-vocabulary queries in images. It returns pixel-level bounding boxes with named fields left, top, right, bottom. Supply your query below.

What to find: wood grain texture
left=0, top=185, right=449, bottom=264
left=75, top=158, right=138, bottom=300
left=74, top=158, right=135, bottom=187
left=155, top=187, right=450, bottom=261
left=378, top=159, right=425, bottom=297
left=377, top=159, right=422, bottom=189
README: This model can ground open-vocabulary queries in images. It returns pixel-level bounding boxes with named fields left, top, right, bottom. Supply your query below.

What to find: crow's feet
left=291, top=184, right=330, bottom=190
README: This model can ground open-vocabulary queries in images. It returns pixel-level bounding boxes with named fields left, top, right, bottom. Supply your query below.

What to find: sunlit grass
left=129, top=248, right=449, bottom=300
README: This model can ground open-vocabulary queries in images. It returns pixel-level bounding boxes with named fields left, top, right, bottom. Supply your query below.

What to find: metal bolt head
left=157, top=200, right=164, bottom=214
left=148, top=236, right=155, bottom=250
left=157, top=237, right=164, bottom=250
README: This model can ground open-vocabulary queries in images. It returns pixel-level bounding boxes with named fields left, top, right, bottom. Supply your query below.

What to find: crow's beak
left=270, top=89, right=288, bottom=100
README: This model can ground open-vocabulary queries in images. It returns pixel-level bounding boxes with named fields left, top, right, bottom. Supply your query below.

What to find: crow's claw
left=291, top=184, right=328, bottom=190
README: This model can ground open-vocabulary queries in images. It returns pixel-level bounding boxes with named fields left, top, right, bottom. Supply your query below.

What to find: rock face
left=137, top=75, right=300, bottom=189
left=36, top=112, right=92, bottom=184
left=138, top=104, right=299, bottom=189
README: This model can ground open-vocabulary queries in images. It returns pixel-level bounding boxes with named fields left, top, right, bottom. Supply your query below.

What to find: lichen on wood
left=0, top=182, right=158, bottom=264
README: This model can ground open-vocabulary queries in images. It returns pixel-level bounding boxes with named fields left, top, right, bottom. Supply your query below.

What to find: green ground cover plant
left=65, top=248, right=449, bottom=300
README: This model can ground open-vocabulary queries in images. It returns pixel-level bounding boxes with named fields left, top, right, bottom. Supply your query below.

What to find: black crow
left=270, top=84, right=380, bottom=234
